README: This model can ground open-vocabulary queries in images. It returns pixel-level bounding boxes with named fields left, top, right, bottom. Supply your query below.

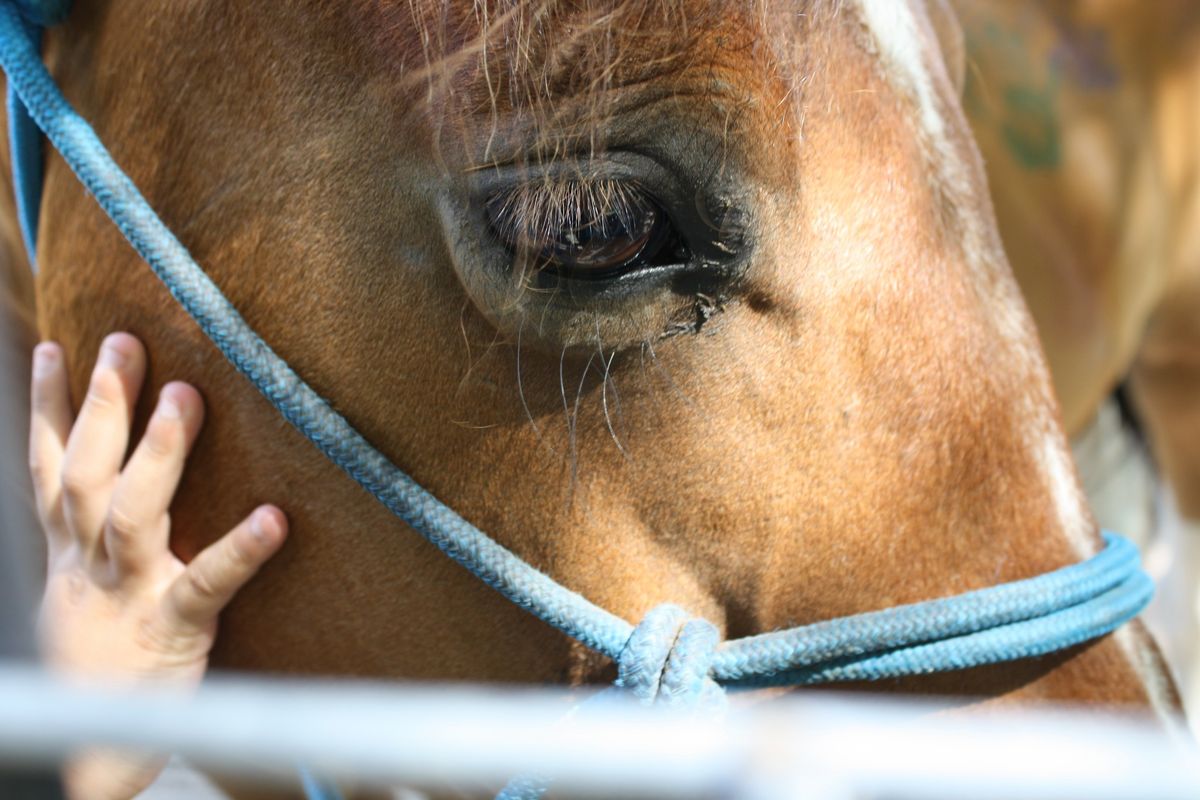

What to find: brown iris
left=486, top=179, right=672, bottom=280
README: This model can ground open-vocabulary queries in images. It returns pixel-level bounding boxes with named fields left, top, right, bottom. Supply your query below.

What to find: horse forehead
left=373, top=1, right=957, bottom=138
left=365, top=1, right=811, bottom=111
left=855, top=0, right=952, bottom=142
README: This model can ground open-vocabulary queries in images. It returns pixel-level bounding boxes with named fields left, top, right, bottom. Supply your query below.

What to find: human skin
left=30, top=332, right=288, bottom=800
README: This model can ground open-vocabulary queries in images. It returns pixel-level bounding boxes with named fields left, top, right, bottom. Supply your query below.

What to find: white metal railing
left=0, top=665, right=1196, bottom=799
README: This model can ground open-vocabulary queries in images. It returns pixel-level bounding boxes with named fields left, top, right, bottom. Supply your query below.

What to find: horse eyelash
left=487, top=177, right=656, bottom=249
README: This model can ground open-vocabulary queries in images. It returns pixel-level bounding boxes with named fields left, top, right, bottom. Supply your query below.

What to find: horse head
left=8, top=0, right=1174, bottom=710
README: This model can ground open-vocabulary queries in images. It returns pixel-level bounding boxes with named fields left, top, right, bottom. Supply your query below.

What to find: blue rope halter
left=0, top=4, right=1154, bottom=798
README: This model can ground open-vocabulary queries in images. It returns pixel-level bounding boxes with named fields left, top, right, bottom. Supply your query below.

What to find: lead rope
left=297, top=766, right=344, bottom=800
left=0, top=5, right=1154, bottom=799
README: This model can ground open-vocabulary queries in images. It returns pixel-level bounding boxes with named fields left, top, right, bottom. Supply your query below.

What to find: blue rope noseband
left=0, top=4, right=1154, bottom=798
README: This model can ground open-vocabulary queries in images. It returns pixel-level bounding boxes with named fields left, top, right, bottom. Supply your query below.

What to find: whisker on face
left=514, top=321, right=543, bottom=440
left=567, top=348, right=597, bottom=497
left=596, top=321, right=628, bottom=458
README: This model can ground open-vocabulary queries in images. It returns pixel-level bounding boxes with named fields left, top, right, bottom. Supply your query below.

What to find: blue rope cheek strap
left=0, top=4, right=1154, bottom=799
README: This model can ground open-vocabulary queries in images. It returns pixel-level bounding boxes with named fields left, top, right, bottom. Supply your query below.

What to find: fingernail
left=98, top=342, right=127, bottom=370
left=158, top=394, right=183, bottom=420
left=32, top=345, right=57, bottom=377
left=251, top=508, right=279, bottom=543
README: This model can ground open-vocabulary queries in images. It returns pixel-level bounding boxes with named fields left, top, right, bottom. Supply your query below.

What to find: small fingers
left=166, top=506, right=287, bottom=631
left=28, top=343, right=73, bottom=548
left=106, top=382, right=204, bottom=577
left=60, top=334, right=146, bottom=548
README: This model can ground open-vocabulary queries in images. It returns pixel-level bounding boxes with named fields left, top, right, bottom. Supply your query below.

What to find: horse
left=0, top=0, right=1181, bottom=796
left=953, top=0, right=1200, bottom=718
left=955, top=0, right=1200, bottom=514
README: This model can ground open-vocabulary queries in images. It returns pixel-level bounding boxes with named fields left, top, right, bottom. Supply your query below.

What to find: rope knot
left=616, top=604, right=725, bottom=710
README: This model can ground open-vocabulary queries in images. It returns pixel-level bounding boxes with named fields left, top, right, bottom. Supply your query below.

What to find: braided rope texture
left=0, top=6, right=1155, bottom=798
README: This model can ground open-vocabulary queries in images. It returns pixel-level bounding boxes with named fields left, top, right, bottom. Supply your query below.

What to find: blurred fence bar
left=0, top=665, right=1196, bottom=799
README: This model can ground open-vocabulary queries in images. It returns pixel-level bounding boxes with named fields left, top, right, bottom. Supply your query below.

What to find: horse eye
left=486, top=181, right=678, bottom=281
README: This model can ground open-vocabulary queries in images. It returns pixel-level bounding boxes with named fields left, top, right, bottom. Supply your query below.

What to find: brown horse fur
left=0, top=0, right=1183, bottom=796
left=955, top=0, right=1200, bottom=519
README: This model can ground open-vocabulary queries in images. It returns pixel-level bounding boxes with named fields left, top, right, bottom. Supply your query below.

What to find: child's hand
left=30, top=333, right=287, bottom=800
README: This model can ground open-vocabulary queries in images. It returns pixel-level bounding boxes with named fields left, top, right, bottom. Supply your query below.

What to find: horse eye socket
left=486, top=180, right=677, bottom=281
